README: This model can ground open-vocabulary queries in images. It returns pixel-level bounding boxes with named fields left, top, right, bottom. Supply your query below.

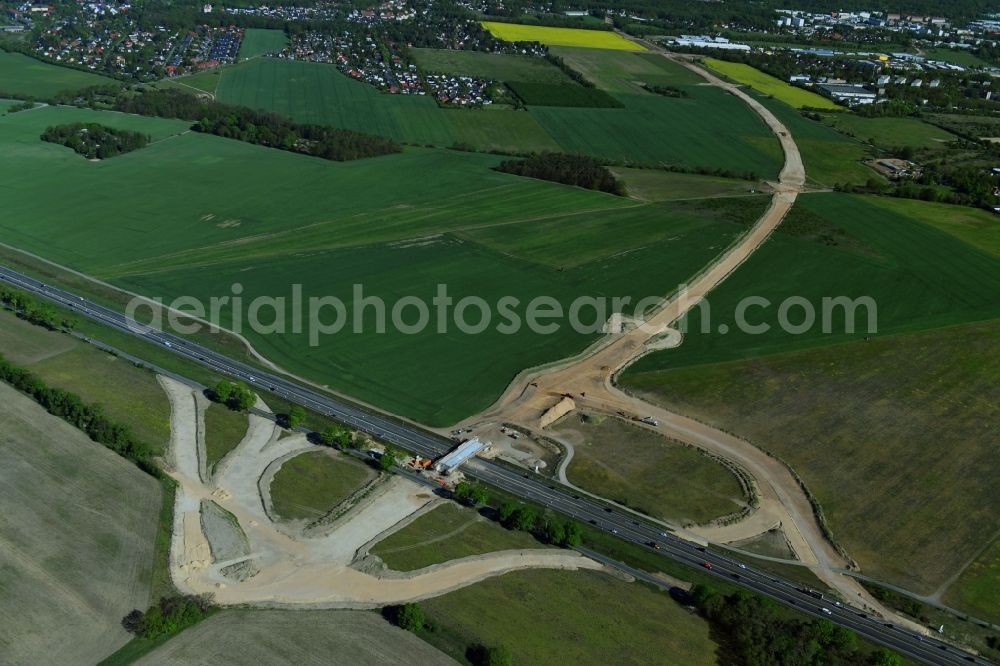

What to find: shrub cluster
left=496, top=501, right=583, bottom=548
left=642, top=83, right=689, bottom=98
left=495, top=152, right=626, bottom=195
left=41, top=122, right=149, bottom=159
left=210, top=379, right=256, bottom=411
left=122, top=595, right=212, bottom=640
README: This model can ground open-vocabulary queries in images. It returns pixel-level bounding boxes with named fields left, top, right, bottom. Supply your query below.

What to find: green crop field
left=751, top=93, right=876, bottom=186
left=444, top=107, right=561, bottom=153
left=704, top=58, right=842, bottom=110
left=550, top=46, right=705, bottom=93
left=269, top=450, right=374, bottom=521
left=204, top=403, right=248, bottom=471
left=508, top=80, right=621, bottom=107
left=625, top=319, right=1000, bottom=596
left=481, top=22, right=644, bottom=51
left=0, top=310, right=172, bottom=455
left=410, top=48, right=572, bottom=84
left=552, top=413, right=747, bottom=524
left=371, top=502, right=543, bottom=570
left=530, top=89, right=783, bottom=175
left=238, top=29, right=288, bottom=60
left=0, top=104, right=770, bottom=425
left=215, top=58, right=456, bottom=146
left=159, top=68, right=225, bottom=95
left=923, top=47, right=990, bottom=68
left=421, top=569, right=716, bottom=665
left=610, top=168, right=761, bottom=201
left=823, top=114, right=958, bottom=151
left=0, top=50, right=117, bottom=98
left=626, top=193, right=1000, bottom=374
left=863, top=196, right=1000, bottom=257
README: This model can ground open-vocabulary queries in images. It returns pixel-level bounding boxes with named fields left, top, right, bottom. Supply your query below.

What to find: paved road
left=0, top=264, right=989, bottom=666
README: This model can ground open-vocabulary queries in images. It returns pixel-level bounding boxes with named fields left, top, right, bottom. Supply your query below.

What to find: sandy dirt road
left=158, top=377, right=601, bottom=607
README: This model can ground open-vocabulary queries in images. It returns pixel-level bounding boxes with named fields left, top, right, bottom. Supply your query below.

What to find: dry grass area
left=0, top=382, right=161, bottom=665
left=134, top=609, right=456, bottom=665
left=553, top=413, right=746, bottom=525
left=625, top=320, right=1000, bottom=595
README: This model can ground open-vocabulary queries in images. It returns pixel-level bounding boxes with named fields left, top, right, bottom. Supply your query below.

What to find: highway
left=0, top=264, right=990, bottom=666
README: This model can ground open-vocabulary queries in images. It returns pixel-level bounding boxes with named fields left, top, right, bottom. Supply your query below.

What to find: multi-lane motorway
left=0, top=264, right=990, bottom=666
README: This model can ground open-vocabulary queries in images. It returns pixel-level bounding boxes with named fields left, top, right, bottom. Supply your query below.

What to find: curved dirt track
left=158, top=377, right=600, bottom=608
left=455, top=49, right=918, bottom=624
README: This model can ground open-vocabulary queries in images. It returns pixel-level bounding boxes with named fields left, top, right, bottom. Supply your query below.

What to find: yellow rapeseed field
left=704, top=58, right=841, bottom=110
left=480, top=22, right=645, bottom=51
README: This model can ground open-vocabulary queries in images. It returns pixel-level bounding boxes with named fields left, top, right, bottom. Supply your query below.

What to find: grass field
left=507, top=80, right=621, bottom=107
left=610, top=168, right=760, bottom=201
left=0, top=310, right=172, bottom=455
left=823, top=114, right=957, bottom=151
left=134, top=610, right=454, bottom=665
left=0, top=104, right=768, bottom=425
left=203, top=403, right=248, bottom=471
left=0, top=382, right=160, bottom=665
left=923, top=47, right=991, bottom=69
left=444, top=107, right=560, bottom=153
left=238, top=29, right=288, bottom=61
left=748, top=92, right=875, bottom=187
left=216, top=58, right=456, bottom=145
left=410, top=47, right=573, bottom=84
left=626, top=193, right=1000, bottom=373
left=625, top=319, right=1000, bottom=594
left=552, top=413, right=747, bottom=524
left=704, top=58, right=841, bottom=110
left=159, top=68, right=224, bottom=95
left=0, top=50, right=117, bottom=98
left=944, top=534, right=1000, bottom=624
left=371, top=502, right=543, bottom=571
left=550, top=47, right=705, bottom=93
left=269, top=450, right=374, bottom=521
left=421, top=569, right=716, bottom=665
left=863, top=196, right=1000, bottom=257
left=480, top=22, right=644, bottom=51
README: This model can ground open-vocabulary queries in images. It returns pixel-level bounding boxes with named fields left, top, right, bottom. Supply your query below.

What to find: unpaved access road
left=159, top=376, right=601, bottom=608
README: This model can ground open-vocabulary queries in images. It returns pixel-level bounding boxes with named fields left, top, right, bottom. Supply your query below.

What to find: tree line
left=0, top=286, right=76, bottom=331
left=41, top=122, right=150, bottom=160
left=0, top=353, right=156, bottom=474
left=495, top=152, right=627, bottom=196
left=689, top=583, right=901, bottom=665
left=114, top=88, right=400, bottom=161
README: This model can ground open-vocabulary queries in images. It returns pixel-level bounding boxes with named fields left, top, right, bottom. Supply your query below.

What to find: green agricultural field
left=0, top=104, right=765, bottom=425
left=864, top=196, right=1000, bottom=256
left=215, top=58, right=456, bottom=146
left=134, top=610, right=455, bottom=665
left=269, top=450, right=374, bottom=521
left=0, top=382, right=161, bottom=665
left=371, top=502, right=543, bottom=570
left=704, top=58, right=841, bottom=110
left=410, top=47, right=573, bottom=84
left=610, top=168, right=761, bottom=201
left=944, top=535, right=1000, bottom=624
left=507, top=80, right=621, bottom=107
left=823, top=114, right=958, bottom=151
left=530, top=89, right=783, bottom=175
left=480, top=22, right=644, bottom=51
left=550, top=46, right=705, bottom=93
left=238, top=29, right=288, bottom=61
left=204, top=403, right=248, bottom=471
left=552, top=413, right=747, bottom=524
left=444, top=107, right=560, bottom=153
left=422, top=569, right=716, bottom=665
left=0, top=310, right=172, bottom=455
left=751, top=93, right=876, bottom=186
left=625, top=318, right=1000, bottom=595
left=0, top=50, right=117, bottom=98
left=626, top=193, right=1000, bottom=373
